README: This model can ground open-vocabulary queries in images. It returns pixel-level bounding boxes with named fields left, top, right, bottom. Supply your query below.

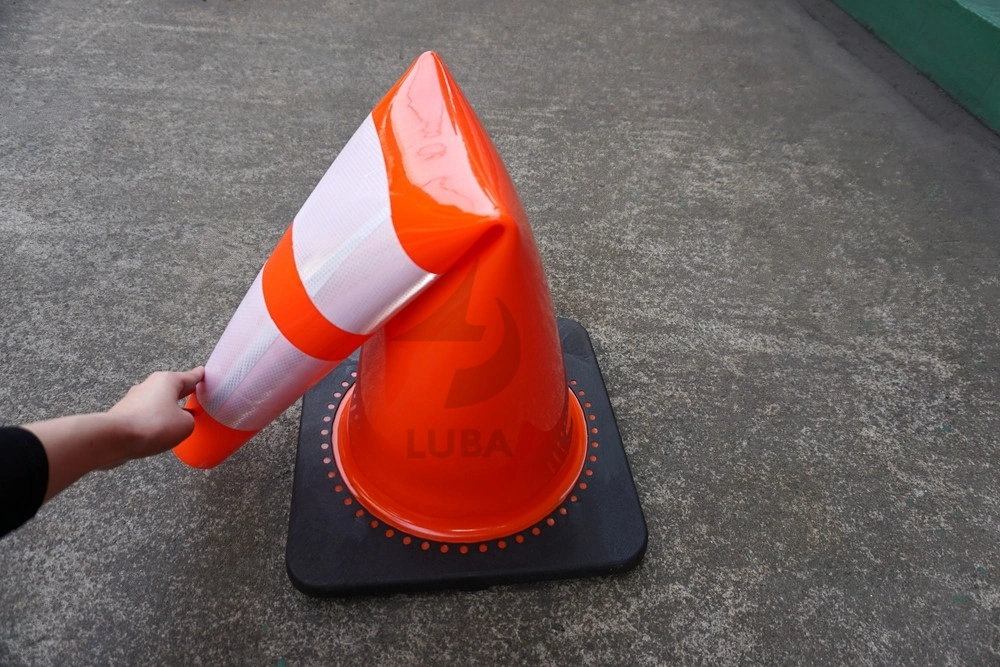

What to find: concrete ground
left=2, top=0, right=999, bottom=663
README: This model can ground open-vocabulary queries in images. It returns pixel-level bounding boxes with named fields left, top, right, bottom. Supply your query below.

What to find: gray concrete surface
left=2, top=0, right=999, bottom=663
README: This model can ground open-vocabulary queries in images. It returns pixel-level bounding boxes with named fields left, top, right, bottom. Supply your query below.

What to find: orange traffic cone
left=329, top=51, right=588, bottom=542
left=273, top=53, right=647, bottom=595
left=175, top=52, right=503, bottom=468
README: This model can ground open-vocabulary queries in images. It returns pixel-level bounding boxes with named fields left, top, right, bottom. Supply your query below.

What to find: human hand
left=103, top=367, right=205, bottom=466
left=26, top=366, right=206, bottom=500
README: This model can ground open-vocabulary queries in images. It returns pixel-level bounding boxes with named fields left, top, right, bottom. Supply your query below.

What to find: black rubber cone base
left=286, top=317, right=647, bottom=596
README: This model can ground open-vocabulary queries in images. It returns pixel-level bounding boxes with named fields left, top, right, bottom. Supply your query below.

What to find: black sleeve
left=0, top=426, right=49, bottom=538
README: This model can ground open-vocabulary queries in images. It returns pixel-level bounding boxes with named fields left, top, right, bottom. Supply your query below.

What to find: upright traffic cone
left=333, top=53, right=590, bottom=539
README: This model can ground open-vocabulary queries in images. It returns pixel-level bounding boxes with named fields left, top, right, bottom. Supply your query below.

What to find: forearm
left=24, top=413, right=134, bottom=501
left=21, top=368, right=202, bottom=504
left=1, top=368, right=202, bottom=538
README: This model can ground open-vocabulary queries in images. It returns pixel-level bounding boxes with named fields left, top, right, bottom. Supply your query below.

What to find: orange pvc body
left=334, top=53, right=587, bottom=541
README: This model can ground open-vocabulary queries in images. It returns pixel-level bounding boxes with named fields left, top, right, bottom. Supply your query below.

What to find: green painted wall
left=833, top=0, right=1000, bottom=134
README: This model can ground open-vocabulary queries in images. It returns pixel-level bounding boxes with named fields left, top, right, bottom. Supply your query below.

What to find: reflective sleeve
left=0, top=426, right=49, bottom=538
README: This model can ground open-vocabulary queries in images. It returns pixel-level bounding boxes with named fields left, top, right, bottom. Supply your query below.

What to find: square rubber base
left=286, top=317, right=647, bottom=596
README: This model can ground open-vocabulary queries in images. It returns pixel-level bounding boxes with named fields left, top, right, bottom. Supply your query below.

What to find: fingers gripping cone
left=176, top=52, right=588, bottom=545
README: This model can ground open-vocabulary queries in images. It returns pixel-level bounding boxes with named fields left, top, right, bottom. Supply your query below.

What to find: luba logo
left=407, top=428, right=513, bottom=458
left=444, top=299, right=519, bottom=408
left=395, top=260, right=521, bottom=409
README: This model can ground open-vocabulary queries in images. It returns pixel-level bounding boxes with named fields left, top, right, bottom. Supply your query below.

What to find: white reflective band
left=197, top=114, right=443, bottom=431
left=292, top=114, right=435, bottom=335
left=199, top=272, right=331, bottom=431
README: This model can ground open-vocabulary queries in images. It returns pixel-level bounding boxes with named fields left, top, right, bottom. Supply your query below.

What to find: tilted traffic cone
left=331, top=54, right=588, bottom=542
left=175, top=52, right=504, bottom=468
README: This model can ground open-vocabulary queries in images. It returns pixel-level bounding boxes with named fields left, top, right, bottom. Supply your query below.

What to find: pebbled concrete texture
left=1, top=0, right=999, bottom=664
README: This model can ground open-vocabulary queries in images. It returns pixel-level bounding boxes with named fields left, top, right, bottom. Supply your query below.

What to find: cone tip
left=173, top=392, right=258, bottom=469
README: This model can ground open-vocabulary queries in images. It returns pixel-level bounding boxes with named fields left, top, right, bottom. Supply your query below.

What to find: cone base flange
left=286, top=318, right=647, bottom=596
